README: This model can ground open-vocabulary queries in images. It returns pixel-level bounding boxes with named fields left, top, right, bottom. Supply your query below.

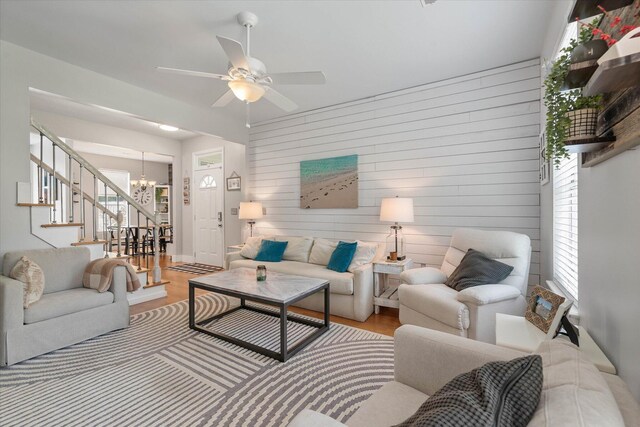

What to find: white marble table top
left=189, top=267, right=329, bottom=304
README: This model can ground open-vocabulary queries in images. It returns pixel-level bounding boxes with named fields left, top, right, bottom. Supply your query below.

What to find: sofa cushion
left=229, top=259, right=354, bottom=295
left=240, top=236, right=267, bottom=259
left=3, top=247, right=89, bottom=294
left=275, top=236, right=314, bottom=263
left=395, top=355, right=542, bottom=427
left=309, top=238, right=338, bottom=266
left=23, top=288, right=115, bottom=324
left=347, top=381, right=427, bottom=427
left=327, top=241, right=358, bottom=273
left=527, top=340, right=624, bottom=427
left=255, top=240, right=288, bottom=262
left=398, top=284, right=470, bottom=331
left=347, top=241, right=378, bottom=273
left=9, top=256, right=45, bottom=308
left=444, top=248, right=514, bottom=292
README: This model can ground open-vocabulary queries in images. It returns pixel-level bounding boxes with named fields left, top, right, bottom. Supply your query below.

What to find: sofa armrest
left=394, top=325, right=526, bottom=396
left=0, top=275, right=24, bottom=366
left=400, top=267, right=447, bottom=285
left=287, top=409, right=346, bottom=427
left=110, top=266, right=128, bottom=302
left=352, top=263, right=374, bottom=322
left=225, top=251, right=244, bottom=270
left=456, top=285, right=521, bottom=306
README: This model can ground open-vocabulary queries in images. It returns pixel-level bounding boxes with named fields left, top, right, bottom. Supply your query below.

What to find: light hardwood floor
left=130, top=254, right=401, bottom=336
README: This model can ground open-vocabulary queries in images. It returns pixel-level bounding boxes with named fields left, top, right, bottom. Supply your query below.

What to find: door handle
left=218, top=211, right=222, bottom=222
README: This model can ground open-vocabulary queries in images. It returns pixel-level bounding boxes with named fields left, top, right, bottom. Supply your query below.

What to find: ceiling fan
left=157, top=11, right=326, bottom=128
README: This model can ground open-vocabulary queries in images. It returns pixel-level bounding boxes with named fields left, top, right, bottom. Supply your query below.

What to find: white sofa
left=225, top=236, right=383, bottom=322
left=398, top=228, right=531, bottom=343
left=289, top=325, right=640, bottom=427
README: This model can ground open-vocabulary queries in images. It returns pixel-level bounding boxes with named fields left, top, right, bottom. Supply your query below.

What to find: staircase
left=17, top=118, right=168, bottom=305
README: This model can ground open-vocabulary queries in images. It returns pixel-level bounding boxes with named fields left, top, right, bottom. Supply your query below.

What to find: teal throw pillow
left=254, top=240, right=288, bottom=262
left=327, top=241, right=358, bottom=273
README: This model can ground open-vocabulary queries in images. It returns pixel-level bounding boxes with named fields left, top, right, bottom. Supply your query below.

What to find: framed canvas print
left=300, top=154, right=358, bottom=209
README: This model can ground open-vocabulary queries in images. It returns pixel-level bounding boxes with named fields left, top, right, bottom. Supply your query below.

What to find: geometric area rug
left=0, top=294, right=394, bottom=426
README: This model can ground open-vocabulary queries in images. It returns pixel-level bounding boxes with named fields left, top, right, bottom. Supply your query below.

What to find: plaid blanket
left=83, top=258, right=142, bottom=293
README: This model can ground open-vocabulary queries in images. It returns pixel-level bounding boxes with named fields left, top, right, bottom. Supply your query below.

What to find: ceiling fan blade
left=157, top=67, right=229, bottom=80
left=216, top=36, right=250, bottom=71
left=263, top=87, right=298, bottom=112
left=268, top=71, right=326, bottom=85
left=212, top=90, right=236, bottom=108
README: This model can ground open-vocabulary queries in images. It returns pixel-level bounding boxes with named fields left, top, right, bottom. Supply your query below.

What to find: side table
left=495, top=313, right=616, bottom=374
left=373, top=258, right=413, bottom=314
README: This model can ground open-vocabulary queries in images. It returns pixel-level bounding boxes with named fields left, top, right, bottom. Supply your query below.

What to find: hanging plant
left=543, top=18, right=603, bottom=165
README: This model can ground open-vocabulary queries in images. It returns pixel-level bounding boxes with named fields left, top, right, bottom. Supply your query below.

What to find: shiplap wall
left=248, top=59, right=541, bottom=286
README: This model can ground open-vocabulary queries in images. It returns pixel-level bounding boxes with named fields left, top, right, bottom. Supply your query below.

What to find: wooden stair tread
left=133, top=267, right=151, bottom=274
left=17, top=203, right=55, bottom=207
left=71, top=240, right=107, bottom=246
left=41, top=223, right=84, bottom=228
left=144, top=280, right=169, bottom=289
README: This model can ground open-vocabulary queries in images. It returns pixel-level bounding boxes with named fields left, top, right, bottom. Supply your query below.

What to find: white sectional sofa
left=225, top=236, right=384, bottom=322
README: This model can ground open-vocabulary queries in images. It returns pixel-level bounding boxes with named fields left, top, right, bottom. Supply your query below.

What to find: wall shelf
left=583, top=53, right=640, bottom=96
left=566, top=136, right=616, bottom=153
left=562, top=59, right=599, bottom=90
left=568, top=0, right=633, bottom=22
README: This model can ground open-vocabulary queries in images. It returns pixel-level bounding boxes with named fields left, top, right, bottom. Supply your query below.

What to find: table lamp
left=239, top=201, right=263, bottom=238
left=380, top=196, right=414, bottom=261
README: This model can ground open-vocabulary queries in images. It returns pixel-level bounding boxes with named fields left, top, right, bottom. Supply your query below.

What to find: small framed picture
left=540, top=132, right=550, bottom=186
left=226, top=172, right=241, bottom=191
left=525, top=286, right=569, bottom=334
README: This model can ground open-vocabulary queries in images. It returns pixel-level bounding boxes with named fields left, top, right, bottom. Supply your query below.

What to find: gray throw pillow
left=444, top=249, right=514, bottom=292
left=394, top=355, right=543, bottom=427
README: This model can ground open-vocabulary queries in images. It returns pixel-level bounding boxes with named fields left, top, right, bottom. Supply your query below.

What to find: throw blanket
left=83, top=259, right=142, bottom=293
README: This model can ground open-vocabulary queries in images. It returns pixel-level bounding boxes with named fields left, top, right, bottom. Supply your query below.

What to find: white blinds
left=553, top=154, right=579, bottom=300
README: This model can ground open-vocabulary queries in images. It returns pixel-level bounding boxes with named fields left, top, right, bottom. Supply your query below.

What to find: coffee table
left=188, top=267, right=330, bottom=362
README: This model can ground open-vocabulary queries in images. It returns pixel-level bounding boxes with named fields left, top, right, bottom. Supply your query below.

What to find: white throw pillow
left=527, top=339, right=624, bottom=427
left=10, top=256, right=45, bottom=308
left=347, top=241, right=379, bottom=272
left=275, top=236, right=314, bottom=263
left=309, top=238, right=338, bottom=266
left=240, top=236, right=272, bottom=259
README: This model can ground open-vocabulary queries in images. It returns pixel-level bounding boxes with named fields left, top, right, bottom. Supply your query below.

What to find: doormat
left=167, top=263, right=224, bottom=275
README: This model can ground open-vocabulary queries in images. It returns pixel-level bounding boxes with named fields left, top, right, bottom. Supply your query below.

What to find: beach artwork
left=300, top=154, right=358, bottom=209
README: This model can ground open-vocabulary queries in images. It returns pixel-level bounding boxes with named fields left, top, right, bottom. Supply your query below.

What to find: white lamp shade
left=380, top=197, right=414, bottom=223
left=239, top=202, right=263, bottom=220
left=228, top=80, right=266, bottom=103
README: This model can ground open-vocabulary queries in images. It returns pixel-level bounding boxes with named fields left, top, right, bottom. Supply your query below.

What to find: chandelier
left=130, top=152, right=156, bottom=191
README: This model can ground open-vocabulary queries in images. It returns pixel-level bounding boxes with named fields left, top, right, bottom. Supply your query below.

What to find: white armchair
left=398, top=228, right=531, bottom=343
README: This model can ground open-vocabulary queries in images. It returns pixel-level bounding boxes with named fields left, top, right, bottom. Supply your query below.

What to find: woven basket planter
left=566, top=108, right=598, bottom=141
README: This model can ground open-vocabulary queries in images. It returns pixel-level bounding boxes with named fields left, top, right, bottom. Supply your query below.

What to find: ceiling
left=1, top=0, right=561, bottom=124
left=30, top=89, right=199, bottom=141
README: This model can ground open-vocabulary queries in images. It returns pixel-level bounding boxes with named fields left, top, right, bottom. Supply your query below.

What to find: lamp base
left=387, top=255, right=406, bottom=261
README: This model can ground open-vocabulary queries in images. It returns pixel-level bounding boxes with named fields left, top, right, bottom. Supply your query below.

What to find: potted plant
left=544, top=22, right=603, bottom=164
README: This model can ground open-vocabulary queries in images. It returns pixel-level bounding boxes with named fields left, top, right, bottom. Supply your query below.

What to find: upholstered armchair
left=398, top=228, right=531, bottom=343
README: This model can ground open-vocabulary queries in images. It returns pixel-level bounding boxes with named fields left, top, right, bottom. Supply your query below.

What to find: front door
left=193, top=166, right=224, bottom=266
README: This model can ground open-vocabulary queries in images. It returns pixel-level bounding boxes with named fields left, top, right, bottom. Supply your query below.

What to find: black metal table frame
left=188, top=281, right=330, bottom=362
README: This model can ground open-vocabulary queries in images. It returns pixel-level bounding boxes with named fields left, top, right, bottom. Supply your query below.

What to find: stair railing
left=30, top=117, right=163, bottom=284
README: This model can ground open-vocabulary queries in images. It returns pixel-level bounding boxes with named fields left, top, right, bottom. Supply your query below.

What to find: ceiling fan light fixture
left=228, top=80, right=265, bottom=103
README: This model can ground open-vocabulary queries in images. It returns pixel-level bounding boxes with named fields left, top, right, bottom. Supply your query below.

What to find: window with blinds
left=553, top=154, right=579, bottom=301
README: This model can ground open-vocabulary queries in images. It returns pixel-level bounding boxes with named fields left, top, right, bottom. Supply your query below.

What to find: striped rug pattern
left=0, top=294, right=394, bottom=426
left=167, top=263, right=225, bottom=274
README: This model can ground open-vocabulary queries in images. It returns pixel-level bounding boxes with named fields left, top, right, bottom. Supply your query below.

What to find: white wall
left=0, top=40, right=246, bottom=264
left=248, top=59, right=542, bottom=287
left=181, top=135, right=247, bottom=262
left=579, top=148, right=640, bottom=399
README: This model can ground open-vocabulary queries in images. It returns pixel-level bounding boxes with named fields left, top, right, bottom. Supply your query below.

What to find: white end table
left=373, top=258, right=413, bottom=314
left=495, top=313, right=616, bottom=374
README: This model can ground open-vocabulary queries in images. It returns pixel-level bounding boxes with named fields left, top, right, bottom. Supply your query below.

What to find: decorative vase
left=571, top=39, right=608, bottom=63
left=256, top=265, right=267, bottom=281
left=566, top=108, right=598, bottom=141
